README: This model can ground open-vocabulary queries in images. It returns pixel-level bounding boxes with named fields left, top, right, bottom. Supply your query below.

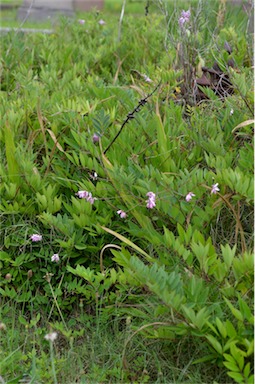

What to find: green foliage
left=0, top=2, right=253, bottom=383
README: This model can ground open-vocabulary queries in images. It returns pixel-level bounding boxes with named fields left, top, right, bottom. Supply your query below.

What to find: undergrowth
left=0, top=1, right=254, bottom=383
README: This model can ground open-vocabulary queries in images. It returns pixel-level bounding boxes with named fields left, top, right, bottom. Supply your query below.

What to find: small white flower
left=89, top=171, right=98, bottom=181
left=44, top=332, right=58, bottom=342
left=78, top=19, right=85, bottom=25
left=98, top=19, right=106, bottom=25
left=51, top=254, right=60, bottom=263
left=230, top=108, right=234, bottom=115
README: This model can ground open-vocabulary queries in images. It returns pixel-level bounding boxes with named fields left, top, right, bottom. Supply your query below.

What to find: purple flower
left=30, top=234, right=42, bottom=242
left=211, top=183, right=220, bottom=194
left=185, top=192, right=195, bottom=202
left=51, top=254, right=60, bottom=263
left=179, top=9, right=190, bottom=27
left=181, top=10, right=191, bottom=19
left=92, top=134, right=100, bottom=143
left=117, top=210, right=127, bottom=219
left=98, top=19, right=106, bottom=25
left=76, top=190, right=96, bottom=204
left=78, top=19, right=85, bottom=25
left=178, top=17, right=186, bottom=27
left=146, top=191, right=156, bottom=209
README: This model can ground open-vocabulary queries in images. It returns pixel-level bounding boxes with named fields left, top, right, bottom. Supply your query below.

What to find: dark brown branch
left=103, top=82, right=161, bottom=155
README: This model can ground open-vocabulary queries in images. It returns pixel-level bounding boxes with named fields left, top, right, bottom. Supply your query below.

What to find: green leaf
left=223, top=361, right=240, bottom=372
left=225, top=320, right=237, bottom=338
left=224, top=297, right=244, bottom=322
left=0, top=251, right=11, bottom=261
left=101, top=226, right=155, bottom=262
left=238, top=295, right=253, bottom=322
left=220, top=244, right=236, bottom=271
left=206, top=334, right=223, bottom=355
left=193, top=354, right=217, bottom=364
left=215, top=317, right=227, bottom=339
left=227, top=371, right=245, bottom=383
left=243, top=362, right=250, bottom=378
left=4, top=121, right=20, bottom=184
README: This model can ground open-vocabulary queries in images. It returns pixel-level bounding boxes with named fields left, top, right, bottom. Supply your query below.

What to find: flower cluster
left=146, top=192, right=156, bottom=209
left=178, top=9, right=191, bottom=27
left=76, top=190, right=96, bottom=204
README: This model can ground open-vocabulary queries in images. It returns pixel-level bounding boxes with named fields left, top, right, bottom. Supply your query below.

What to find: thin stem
left=118, top=0, right=126, bottom=43
left=47, top=281, right=68, bottom=331
left=104, top=82, right=161, bottom=154
left=49, top=341, right=58, bottom=384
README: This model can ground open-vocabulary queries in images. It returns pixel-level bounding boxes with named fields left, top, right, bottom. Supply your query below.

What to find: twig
left=104, top=82, right=161, bottom=154
left=118, top=0, right=126, bottom=43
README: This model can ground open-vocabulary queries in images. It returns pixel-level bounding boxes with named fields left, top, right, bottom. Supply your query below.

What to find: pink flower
left=117, top=210, right=127, bottom=219
left=146, top=192, right=156, bottom=200
left=179, top=9, right=190, bottom=27
left=76, top=190, right=89, bottom=199
left=78, top=19, right=85, bottom=25
left=51, top=254, right=60, bottom=263
left=92, top=134, right=100, bottom=143
left=146, top=199, right=156, bottom=209
left=146, top=191, right=156, bottom=209
left=44, top=332, right=58, bottom=342
left=185, top=192, right=195, bottom=202
left=211, top=183, right=220, bottom=194
left=76, top=190, right=96, bottom=204
left=30, top=234, right=42, bottom=242
left=86, top=193, right=95, bottom=204
left=98, top=19, right=106, bottom=25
